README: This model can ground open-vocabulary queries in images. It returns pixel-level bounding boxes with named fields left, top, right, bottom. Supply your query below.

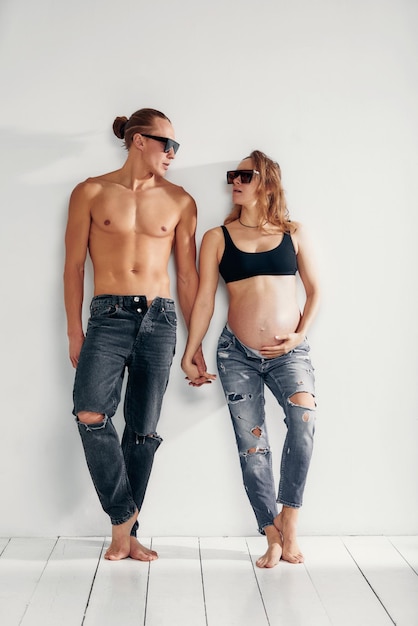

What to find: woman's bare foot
left=104, top=510, right=138, bottom=561
left=256, top=524, right=283, bottom=568
left=274, top=508, right=304, bottom=564
left=129, top=537, right=158, bottom=561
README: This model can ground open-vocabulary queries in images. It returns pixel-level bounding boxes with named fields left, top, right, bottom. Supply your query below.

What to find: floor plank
left=200, top=536, right=268, bottom=626
left=0, top=537, right=57, bottom=626
left=20, top=537, right=104, bottom=626
left=83, top=538, right=151, bottom=625
left=246, top=536, right=332, bottom=625
left=301, top=536, right=393, bottom=625
left=0, top=537, right=10, bottom=554
left=0, top=536, right=417, bottom=626
left=389, top=535, right=418, bottom=574
left=145, top=537, right=206, bottom=626
left=343, top=536, right=418, bottom=626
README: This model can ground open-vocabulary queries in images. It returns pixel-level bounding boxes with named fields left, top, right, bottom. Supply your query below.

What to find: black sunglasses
left=141, top=134, right=180, bottom=154
left=226, top=169, right=260, bottom=184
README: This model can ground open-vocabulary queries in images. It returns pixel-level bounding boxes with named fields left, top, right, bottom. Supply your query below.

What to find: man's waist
left=91, top=294, right=175, bottom=310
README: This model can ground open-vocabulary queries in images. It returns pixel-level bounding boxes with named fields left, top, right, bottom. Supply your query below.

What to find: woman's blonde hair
left=224, top=150, right=295, bottom=232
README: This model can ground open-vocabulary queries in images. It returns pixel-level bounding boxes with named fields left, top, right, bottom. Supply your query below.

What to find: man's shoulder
left=72, top=170, right=120, bottom=200
left=72, top=175, right=104, bottom=196
left=160, top=176, right=188, bottom=195
left=84, top=170, right=121, bottom=189
left=160, top=178, right=195, bottom=208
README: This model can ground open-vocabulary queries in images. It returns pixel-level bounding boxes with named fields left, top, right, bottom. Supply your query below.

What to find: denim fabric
left=73, top=295, right=176, bottom=532
left=216, top=325, right=315, bottom=533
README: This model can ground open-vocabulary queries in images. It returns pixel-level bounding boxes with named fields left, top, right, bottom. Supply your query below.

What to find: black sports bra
left=219, top=225, right=297, bottom=283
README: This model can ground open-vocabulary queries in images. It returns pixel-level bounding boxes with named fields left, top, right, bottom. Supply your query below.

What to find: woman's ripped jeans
left=217, top=325, right=316, bottom=534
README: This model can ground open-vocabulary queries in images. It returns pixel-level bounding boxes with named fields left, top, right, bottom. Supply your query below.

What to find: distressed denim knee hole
left=227, top=392, right=252, bottom=403
left=134, top=432, right=162, bottom=445
left=77, top=411, right=106, bottom=424
left=288, top=392, right=316, bottom=410
left=76, top=413, right=108, bottom=432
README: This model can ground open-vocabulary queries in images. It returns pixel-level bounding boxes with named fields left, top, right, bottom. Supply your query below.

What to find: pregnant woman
left=182, top=150, right=320, bottom=567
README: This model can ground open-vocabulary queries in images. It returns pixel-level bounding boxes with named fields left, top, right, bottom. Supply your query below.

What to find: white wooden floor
left=0, top=536, right=417, bottom=626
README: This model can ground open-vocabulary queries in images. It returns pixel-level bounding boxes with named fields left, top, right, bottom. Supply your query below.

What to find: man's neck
left=118, top=154, right=158, bottom=191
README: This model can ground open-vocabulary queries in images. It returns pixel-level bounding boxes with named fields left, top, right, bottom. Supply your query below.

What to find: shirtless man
left=64, top=108, right=205, bottom=561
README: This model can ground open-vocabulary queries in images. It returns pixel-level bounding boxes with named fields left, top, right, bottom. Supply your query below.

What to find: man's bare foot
left=129, top=536, right=158, bottom=561
left=256, top=525, right=283, bottom=568
left=274, top=508, right=304, bottom=564
left=104, top=510, right=138, bottom=561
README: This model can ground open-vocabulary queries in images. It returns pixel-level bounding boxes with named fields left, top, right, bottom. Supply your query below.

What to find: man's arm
left=181, top=228, right=220, bottom=386
left=173, top=193, right=206, bottom=375
left=63, top=182, right=93, bottom=368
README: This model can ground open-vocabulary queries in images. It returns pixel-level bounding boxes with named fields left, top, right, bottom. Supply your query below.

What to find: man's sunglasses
left=226, top=169, right=260, bottom=184
left=141, top=134, right=180, bottom=154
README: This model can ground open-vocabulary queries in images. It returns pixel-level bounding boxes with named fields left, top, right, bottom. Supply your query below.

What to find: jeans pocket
left=90, top=303, right=118, bottom=317
left=217, top=335, right=233, bottom=352
left=161, top=308, right=177, bottom=328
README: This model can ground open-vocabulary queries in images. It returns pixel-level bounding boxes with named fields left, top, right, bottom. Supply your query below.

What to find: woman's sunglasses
left=226, top=170, right=260, bottom=184
left=141, top=134, right=180, bottom=154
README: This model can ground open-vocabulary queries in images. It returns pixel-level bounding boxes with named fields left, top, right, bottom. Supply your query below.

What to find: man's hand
left=181, top=349, right=216, bottom=387
left=68, top=334, right=85, bottom=368
left=259, top=332, right=304, bottom=359
left=192, top=346, right=207, bottom=375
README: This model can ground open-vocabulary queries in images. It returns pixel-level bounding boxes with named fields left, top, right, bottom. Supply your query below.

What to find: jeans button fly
left=137, top=308, right=142, bottom=313
left=134, top=297, right=140, bottom=302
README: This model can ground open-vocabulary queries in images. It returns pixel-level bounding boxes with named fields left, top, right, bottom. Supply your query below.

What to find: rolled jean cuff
left=277, top=498, right=302, bottom=509
left=111, top=507, right=137, bottom=526
left=258, top=520, right=275, bottom=535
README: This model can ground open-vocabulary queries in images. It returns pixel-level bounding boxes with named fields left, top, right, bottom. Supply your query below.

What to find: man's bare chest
left=91, top=195, right=180, bottom=238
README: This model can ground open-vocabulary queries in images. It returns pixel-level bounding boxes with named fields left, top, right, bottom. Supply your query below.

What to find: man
left=64, top=108, right=205, bottom=561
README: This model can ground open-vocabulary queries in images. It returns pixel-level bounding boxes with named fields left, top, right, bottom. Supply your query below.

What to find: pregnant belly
left=227, top=306, right=301, bottom=350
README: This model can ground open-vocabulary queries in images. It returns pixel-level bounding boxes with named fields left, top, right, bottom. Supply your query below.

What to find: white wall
left=0, top=0, right=417, bottom=537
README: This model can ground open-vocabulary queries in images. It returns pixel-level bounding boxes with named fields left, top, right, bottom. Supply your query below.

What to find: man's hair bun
left=113, top=116, right=128, bottom=139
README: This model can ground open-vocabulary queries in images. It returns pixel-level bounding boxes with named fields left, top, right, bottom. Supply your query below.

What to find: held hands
left=192, top=345, right=207, bottom=375
left=181, top=346, right=216, bottom=387
left=259, top=332, right=304, bottom=359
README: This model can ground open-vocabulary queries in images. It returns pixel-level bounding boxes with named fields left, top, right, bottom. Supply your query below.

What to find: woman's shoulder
left=286, top=219, right=302, bottom=233
left=288, top=220, right=308, bottom=237
left=201, top=225, right=228, bottom=253
left=288, top=221, right=315, bottom=255
left=203, top=225, right=226, bottom=240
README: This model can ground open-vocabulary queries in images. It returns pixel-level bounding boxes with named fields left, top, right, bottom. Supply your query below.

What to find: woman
left=181, top=150, right=320, bottom=568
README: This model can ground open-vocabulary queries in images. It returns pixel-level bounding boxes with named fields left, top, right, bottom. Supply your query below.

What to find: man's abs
left=93, top=267, right=172, bottom=300
left=90, top=229, right=174, bottom=300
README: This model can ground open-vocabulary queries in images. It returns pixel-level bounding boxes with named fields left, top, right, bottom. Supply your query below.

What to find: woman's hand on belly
left=259, top=331, right=305, bottom=359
